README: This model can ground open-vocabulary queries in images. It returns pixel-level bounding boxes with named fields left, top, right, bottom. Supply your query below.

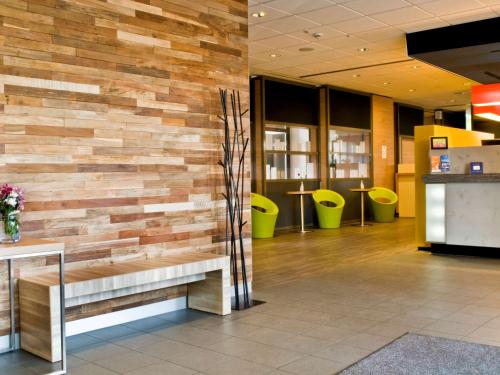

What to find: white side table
left=0, top=238, right=66, bottom=375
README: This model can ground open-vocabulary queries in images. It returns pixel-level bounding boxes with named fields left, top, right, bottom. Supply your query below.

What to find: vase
left=1, top=212, right=21, bottom=243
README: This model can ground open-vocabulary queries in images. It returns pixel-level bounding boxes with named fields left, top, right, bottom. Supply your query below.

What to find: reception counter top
left=423, top=173, right=500, bottom=184
left=424, top=174, right=500, bottom=248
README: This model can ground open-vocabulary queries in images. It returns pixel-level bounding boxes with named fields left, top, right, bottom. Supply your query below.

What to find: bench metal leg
left=9, top=259, right=15, bottom=351
left=0, top=259, right=17, bottom=355
left=58, top=252, right=66, bottom=374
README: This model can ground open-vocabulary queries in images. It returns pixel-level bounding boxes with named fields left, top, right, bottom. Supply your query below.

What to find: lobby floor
left=4, top=218, right=500, bottom=374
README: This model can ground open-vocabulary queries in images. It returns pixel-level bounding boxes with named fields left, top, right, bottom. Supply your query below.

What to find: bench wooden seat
left=19, top=253, right=231, bottom=362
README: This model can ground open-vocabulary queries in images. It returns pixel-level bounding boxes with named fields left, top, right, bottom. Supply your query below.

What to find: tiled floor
left=4, top=219, right=500, bottom=374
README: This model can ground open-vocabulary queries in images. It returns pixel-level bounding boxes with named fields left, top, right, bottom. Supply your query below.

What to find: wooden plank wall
left=0, top=0, right=249, bottom=336
left=372, top=95, right=395, bottom=190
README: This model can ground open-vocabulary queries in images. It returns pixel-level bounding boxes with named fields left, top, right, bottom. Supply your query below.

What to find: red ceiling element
left=471, top=83, right=500, bottom=107
left=474, top=104, right=500, bottom=122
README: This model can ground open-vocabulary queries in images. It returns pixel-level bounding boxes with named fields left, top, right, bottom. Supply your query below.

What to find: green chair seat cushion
left=319, top=201, right=337, bottom=208
left=374, top=197, right=391, bottom=204
left=252, top=206, right=267, bottom=213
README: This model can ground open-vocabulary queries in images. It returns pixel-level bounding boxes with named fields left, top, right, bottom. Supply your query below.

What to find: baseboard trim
left=66, top=296, right=187, bottom=336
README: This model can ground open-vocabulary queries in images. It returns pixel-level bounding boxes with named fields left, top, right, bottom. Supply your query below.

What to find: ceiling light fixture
left=409, top=88, right=416, bottom=92
left=358, top=47, right=369, bottom=52
left=312, top=32, right=323, bottom=39
left=269, top=53, right=280, bottom=58
left=383, top=82, right=391, bottom=85
left=299, top=47, right=314, bottom=52
left=251, top=11, right=266, bottom=18
left=412, top=65, right=420, bottom=69
left=352, top=74, right=360, bottom=78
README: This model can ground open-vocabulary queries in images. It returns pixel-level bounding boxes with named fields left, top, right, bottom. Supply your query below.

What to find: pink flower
left=1, top=184, right=13, bottom=197
left=0, top=183, right=25, bottom=211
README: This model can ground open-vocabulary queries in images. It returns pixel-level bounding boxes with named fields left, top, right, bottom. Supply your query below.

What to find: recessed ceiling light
left=269, top=53, right=280, bottom=58
left=251, top=11, right=266, bottom=18
left=450, top=99, right=456, bottom=103
left=358, top=47, right=369, bottom=52
left=383, top=82, right=391, bottom=85
left=312, top=32, right=323, bottom=39
left=412, top=65, right=420, bottom=69
left=299, top=47, right=314, bottom=52
left=409, top=88, right=416, bottom=92
left=352, top=74, right=360, bottom=78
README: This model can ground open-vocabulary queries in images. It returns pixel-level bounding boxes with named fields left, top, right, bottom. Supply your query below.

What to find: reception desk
left=423, top=173, right=500, bottom=248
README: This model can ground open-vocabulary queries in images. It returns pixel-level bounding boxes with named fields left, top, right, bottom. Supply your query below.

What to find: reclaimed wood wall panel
left=0, top=0, right=249, bottom=336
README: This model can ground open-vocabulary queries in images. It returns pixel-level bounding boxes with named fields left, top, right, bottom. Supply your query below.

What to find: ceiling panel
left=395, top=17, right=449, bottom=33
left=371, top=6, right=434, bottom=24
left=256, top=34, right=307, bottom=48
left=248, top=0, right=500, bottom=109
left=417, top=0, right=486, bottom=16
left=440, top=9, right=498, bottom=24
left=299, top=5, right=360, bottom=24
left=332, top=16, right=386, bottom=33
left=288, top=26, right=346, bottom=41
left=248, top=4, right=290, bottom=25
left=264, top=0, right=336, bottom=14
left=249, top=25, right=281, bottom=41
left=353, top=27, right=404, bottom=42
left=258, top=15, right=320, bottom=34
left=342, top=0, right=411, bottom=15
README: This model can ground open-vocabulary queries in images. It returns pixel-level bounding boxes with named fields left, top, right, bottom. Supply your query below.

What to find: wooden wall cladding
left=372, top=95, right=395, bottom=190
left=0, top=0, right=249, bottom=335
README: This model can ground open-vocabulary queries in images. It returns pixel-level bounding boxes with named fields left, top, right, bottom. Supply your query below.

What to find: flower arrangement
left=0, top=183, right=25, bottom=243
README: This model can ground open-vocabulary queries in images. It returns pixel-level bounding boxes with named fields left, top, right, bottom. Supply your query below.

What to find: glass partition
left=329, top=127, right=371, bottom=179
left=265, top=153, right=287, bottom=180
left=265, top=123, right=318, bottom=180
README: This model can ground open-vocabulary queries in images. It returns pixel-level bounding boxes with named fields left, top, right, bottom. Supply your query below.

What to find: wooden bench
left=18, top=253, right=231, bottom=362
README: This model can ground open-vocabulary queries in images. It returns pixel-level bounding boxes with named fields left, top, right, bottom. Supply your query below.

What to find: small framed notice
left=431, top=136, right=448, bottom=150
left=470, top=162, right=483, bottom=175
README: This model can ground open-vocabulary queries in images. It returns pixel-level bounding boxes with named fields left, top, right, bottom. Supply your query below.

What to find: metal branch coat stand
left=218, top=89, right=250, bottom=310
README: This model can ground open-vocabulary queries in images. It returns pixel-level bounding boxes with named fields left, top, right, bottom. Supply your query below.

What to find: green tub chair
left=368, top=187, right=398, bottom=223
left=312, top=189, right=345, bottom=229
left=251, top=193, right=279, bottom=239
